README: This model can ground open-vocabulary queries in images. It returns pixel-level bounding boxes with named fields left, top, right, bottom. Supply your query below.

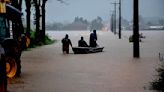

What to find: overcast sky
left=23, top=0, right=164, bottom=23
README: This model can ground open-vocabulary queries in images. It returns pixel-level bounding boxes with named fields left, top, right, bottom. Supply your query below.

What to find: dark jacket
left=78, top=39, right=88, bottom=47
left=89, top=33, right=97, bottom=47
left=62, top=38, right=72, bottom=50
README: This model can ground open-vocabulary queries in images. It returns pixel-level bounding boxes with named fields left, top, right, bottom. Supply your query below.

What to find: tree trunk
left=34, top=0, right=40, bottom=43
left=11, top=0, right=24, bottom=39
left=34, top=0, right=41, bottom=43
left=35, top=4, right=40, bottom=42
left=41, top=0, right=47, bottom=43
left=25, top=0, right=31, bottom=38
left=18, top=0, right=22, bottom=10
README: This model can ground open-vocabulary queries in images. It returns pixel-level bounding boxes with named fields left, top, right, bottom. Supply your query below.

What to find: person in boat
left=61, top=34, right=72, bottom=54
left=78, top=36, right=88, bottom=47
left=89, top=29, right=98, bottom=47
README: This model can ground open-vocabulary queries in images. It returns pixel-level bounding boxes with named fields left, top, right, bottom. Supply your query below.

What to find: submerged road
left=8, top=31, right=164, bottom=92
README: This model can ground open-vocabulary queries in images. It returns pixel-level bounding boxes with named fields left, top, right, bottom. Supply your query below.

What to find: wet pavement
left=8, top=31, right=164, bottom=92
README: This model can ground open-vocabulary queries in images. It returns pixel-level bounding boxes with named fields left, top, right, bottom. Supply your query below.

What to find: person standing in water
left=61, top=34, right=72, bottom=54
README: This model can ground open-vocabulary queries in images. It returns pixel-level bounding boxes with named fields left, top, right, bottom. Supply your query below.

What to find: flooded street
left=8, top=30, right=164, bottom=92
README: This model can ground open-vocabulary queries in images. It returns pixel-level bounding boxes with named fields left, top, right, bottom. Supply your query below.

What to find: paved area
left=8, top=31, right=164, bottom=92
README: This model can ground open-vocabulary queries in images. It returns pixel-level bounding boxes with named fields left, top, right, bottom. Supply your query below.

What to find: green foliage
left=29, top=29, right=55, bottom=48
left=44, top=34, right=56, bottom=45
left=151, top=62, right=164, bottom=91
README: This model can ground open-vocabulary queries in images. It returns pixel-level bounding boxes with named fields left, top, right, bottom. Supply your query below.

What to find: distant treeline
left=46, top=16, right=104, bottom=30
left=46, top=15, right=164, bottom=31
left=119, top=16, right=164, bottom=30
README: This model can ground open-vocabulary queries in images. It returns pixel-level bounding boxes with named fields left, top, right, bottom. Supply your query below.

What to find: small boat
left=72, top=47, right=104, bottom=54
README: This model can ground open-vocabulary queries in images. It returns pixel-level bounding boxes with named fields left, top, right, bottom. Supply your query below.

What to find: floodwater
left=8, top=30, right=164, bottom=92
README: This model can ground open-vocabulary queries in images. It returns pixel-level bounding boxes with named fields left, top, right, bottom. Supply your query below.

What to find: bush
left=151, top=62, right=164, bottom=91
left=44, top=34, right=56, bottom=45
left=28, top=30, right=56, bottom=48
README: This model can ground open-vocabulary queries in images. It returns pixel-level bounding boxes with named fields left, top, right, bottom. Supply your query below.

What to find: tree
left=158, top=19, right=164, bottom=25
left=32, top=0, right=66, bottom=43
left=90, top=16, right=103, bottom=30
left=147, top=21, right=153, bottom=26
left=139, top=15, right=145, bottom=25
left=121, top=18, right=130, bottom=29
left=11, top=0, right=24, bottom=39
left=41, top=0, right=47, bottom=43
left=29, top=0, right=68, bottom=43
left=25, top=0, right=32, bottom=37
left=33, top=0, right=41, bottom=43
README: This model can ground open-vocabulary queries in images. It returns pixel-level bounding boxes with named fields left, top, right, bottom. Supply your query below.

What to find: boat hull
left=72, top=47, right=104, bottom=54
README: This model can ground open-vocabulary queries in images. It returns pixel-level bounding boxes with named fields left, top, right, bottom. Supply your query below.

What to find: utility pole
left=110, top=13, right=114, bottom=32
left=133, top=0, right=140, bottom=58
left=118, top=0, right=121, bottom=39
left=111, top=1, right=117, bottom=35
left=111, top=0, right=121, bottom=37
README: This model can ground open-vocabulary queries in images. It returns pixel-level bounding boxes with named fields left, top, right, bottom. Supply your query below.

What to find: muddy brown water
left=8, top=30, right=164, bottom=92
